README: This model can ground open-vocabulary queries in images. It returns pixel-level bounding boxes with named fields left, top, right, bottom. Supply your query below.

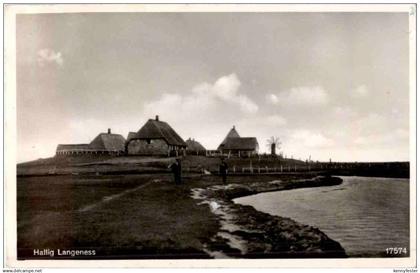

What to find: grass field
left=17, top=173, right=223, bottom=259
left=18, top=155, right=409, bottom=178
left=17, top=172, right=326, bottom=259
left=16, top=154, right=407, bottom=259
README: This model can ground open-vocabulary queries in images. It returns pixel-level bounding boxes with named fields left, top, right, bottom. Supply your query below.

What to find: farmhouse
left=56, top=129, right=126, bottom=156
left=217, top=126, right=240, bottom=151
left=56, top=144, right=91, bottom=155
left=186, top=138, right=206, bottom=155
left=126, top=116, right=187, bottom=156
left=223, top=137, right=259, bottom=157
left=218, top=126, right=259, bottom=157
left=88, top=129, right=126, bottom=155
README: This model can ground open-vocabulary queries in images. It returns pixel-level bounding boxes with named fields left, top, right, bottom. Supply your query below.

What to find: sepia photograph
left=4, top=3, right=417, bottom=269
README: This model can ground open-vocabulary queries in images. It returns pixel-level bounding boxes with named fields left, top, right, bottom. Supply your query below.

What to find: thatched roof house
left=218, top=126, right=240, bottom=150
left=56, top=144, right=91, bottom=154
left=136, top=116, right=186, bottom=146
left=127, top=132, right=137, bottom=142
left=218, top=126, right=259, bottom=157
left=186, top=138, right=206, bottom=152
left=89, top=130, right=126, bottom=153
left=56, top=129, right=126, bottom=155
left=127, top=115, right=187, bottom=156
left=224, top=137, right=258, bottom=151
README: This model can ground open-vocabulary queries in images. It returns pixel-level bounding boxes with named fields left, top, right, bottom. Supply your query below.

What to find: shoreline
left=192, top=175, right=348, bottom=258
left=17, top=171, right=410, bottom=260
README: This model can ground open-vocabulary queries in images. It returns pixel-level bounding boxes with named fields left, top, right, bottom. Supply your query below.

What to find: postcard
left=4, top=3, right=417, bottom=269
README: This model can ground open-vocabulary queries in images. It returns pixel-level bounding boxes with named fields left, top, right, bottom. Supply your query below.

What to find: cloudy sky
left=16, top=12, right=409, bottom=163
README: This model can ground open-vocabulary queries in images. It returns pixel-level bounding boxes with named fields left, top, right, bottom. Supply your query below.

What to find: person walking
left=169, top=158, right=182, bottom=185
left=219, top=158, right=228, bottom=184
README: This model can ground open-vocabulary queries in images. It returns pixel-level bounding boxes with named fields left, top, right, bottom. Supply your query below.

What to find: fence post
left=233, top=166, right=236, bottom=173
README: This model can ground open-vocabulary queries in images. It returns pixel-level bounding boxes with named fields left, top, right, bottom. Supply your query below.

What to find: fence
left=200, top=161, right=409, bottom=176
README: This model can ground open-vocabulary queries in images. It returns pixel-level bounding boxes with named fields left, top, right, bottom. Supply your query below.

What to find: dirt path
left=78, top=181, right=154, bottom=212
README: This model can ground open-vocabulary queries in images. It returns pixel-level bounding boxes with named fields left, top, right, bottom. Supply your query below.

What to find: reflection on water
left=234, top=176, right=410, bottom=257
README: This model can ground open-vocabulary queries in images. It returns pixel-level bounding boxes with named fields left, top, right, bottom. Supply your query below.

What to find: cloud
left=141, top=73, right=260, bottom=149
left=144, top=73, right=258, bottom=118
left=290, top=129, right=334, bottom=148
left=212, top=73, right=241, bottom=100
left=236, top=114, right=287, bottom=131
left=351, top=85, right=369, bottom=98
left=37, top=48, right=64, bottom=67
left=267, top=86, right=329, bottom=106
left=190, top=73, right=258, bottom=113
left=237, top=95, right=259, bottom=113
left=266, top=94, right=279, bottom=104
left=354, top=129, right=409, bottom=146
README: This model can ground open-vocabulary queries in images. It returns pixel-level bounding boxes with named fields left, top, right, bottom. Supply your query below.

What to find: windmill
left=266, top=136, right=282, bottom=157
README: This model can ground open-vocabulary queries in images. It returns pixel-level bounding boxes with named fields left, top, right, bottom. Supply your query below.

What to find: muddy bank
left=192, top=176, right=347, bottom=258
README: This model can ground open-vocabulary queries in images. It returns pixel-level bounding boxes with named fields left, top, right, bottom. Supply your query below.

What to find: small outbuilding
left=126, top=115, right=187, bottom=156
left=186, top=138, right=206, bottom=155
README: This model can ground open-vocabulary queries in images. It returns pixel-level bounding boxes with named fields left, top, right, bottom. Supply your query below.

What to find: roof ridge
left=151, top=119, right=166, bottom=141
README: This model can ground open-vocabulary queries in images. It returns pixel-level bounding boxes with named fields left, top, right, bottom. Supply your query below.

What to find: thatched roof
left=133, top=118, right=186, bottom=147
left=89, top=133, right=126, bottom=151
left=127, top=132, right=137, bottom=142
left=223, top=137, right=259, bottom=151
left=186, top=138, right=206, bottom=151
left=218, top=126, right=240, bottom=150
left=56, top=144, right=91, bottom=151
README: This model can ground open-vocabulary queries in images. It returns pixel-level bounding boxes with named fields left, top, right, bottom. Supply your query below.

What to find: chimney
left=155, top=115, right=159, bottom=121
left=108, top=128, right=111, bottom=134
left=233, top=125, right=235, bottom=129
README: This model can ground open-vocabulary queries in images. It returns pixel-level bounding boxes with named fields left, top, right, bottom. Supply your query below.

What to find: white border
left=4, top=3, right=417, bottom=268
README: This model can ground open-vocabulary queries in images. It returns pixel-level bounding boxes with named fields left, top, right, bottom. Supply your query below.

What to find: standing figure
left=219, top=158, right=228, bottom=184
left=169, top=158, right=182, bottom=185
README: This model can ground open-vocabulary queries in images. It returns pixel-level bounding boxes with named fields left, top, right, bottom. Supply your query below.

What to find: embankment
left=192, top=176, right=347, bottom=258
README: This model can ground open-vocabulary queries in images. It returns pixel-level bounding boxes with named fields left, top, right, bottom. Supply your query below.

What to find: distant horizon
left=16, top=12, right=410, bottom=163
